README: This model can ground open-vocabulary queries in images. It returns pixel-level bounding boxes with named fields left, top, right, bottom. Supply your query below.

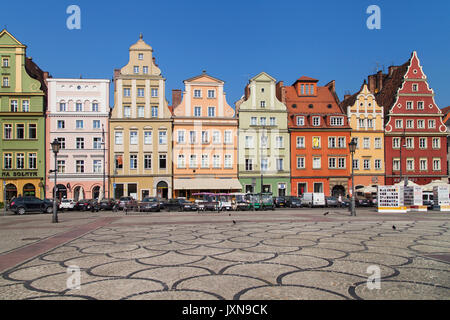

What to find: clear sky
left=1, top=0, right=449, bottom=108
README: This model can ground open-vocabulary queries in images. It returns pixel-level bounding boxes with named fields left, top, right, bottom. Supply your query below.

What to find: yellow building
left=342, top=82, right=385, bottom=189
left=109, top=34, right=172, bottom=200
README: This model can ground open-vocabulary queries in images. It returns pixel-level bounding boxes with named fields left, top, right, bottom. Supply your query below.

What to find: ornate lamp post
left=51, top=139, right=60, bottom=223
left=349, top=138, right=357, bottom=217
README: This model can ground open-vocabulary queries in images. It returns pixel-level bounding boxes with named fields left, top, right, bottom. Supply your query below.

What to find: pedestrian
left=338, top=194, right=342, bottom=208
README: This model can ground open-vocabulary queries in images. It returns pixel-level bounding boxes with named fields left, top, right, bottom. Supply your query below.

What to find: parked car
left=75, top=199, right=92, bottom=211
left=8, top=196, right=55, bottom=215
left=116, top=196, right=138, bottom=211
left=59, top=198, right=75, bottom=211
left=341, top=198, right=351, bottom=207
left=356, top=198, right=372, bottom=207
left=88, top=199, right=100, bottom=212
left=165, top=198, right=199, bottom=212
left=301, top=193, right=326, bottom=207
left=99, top=198, right=115, bottom=211
left=273, top=197, right=286, bottom=208
left=285, top=196, right=302, bottom=208
left=325, top=196, right=339, bottom=207
left=139, top=197, right=161, bottom=212
left=158, top=199, right=168, bottom=210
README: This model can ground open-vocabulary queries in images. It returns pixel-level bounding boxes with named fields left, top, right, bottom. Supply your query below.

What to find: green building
left=0, top=29, right=48, bottom=201
left=236, top=72, right=291, bottom=196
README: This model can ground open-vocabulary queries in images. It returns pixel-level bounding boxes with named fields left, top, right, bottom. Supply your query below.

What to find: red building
left=373, top=51, right=448, bottom=185
left=276, top=77, right=352, bottom=197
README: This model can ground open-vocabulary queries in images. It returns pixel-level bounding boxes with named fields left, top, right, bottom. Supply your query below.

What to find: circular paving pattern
left=0, top=218, right=449, bottom=300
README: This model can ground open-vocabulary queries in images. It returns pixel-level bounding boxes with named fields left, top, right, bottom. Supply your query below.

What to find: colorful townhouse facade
left=277, top=76, right=352, bottom=197
left=341, top=82, right=385, bottom=188
left=373, top=51, right=447, bottom=185
left=109, top=35, right=173, bottom=200
left=0, top=29, right=48, bottom=202
left=45, top=78, right=110, bottom=201
left=236, top=72, right=291, bottom=196
left=171, top=72, right=241, bottom=198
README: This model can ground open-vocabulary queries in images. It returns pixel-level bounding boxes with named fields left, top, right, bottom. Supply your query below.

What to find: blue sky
left=1, top=0, right=449, bottom=108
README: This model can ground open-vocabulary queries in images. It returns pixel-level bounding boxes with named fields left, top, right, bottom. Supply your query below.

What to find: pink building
left=45, top=78, right=110, bottom=201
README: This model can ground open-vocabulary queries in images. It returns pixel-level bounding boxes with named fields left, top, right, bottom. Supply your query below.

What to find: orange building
left=171, top=72, right=241, bottom=198
left=277, top=77, right=352, bottom=197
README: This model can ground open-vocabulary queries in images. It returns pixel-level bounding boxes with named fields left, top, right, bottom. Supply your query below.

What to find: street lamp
left=349, top=138, right=357, bottom=217
left=102, top=124, right=106, bottom=200
left=51, top=139, right=60, bottom=223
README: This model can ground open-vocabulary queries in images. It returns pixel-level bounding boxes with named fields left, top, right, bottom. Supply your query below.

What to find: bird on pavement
left=323, top=212, right=329, bottom=216
left=232, top=220, right=236, bottom=224
left=392, top=225, right=396, bottom=230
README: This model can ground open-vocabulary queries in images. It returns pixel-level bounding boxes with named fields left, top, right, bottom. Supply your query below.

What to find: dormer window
left=330, top=117, right=343, bottom=126
left=309, top=85, right=314, bottom=95
left=301, top=84, right=304, bottom=95
left=327, top=104, right=332, bottom=109
left=296, top=116, right=305, bottom=126
left=312, top=116, right=320, bottom=126
left=308, top=104, right=314, bottom=109
left=138, top=53, right=143, bottom=60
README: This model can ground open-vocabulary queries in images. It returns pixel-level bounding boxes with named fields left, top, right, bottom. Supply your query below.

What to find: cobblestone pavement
left=0, top=208, right=449, bottom=300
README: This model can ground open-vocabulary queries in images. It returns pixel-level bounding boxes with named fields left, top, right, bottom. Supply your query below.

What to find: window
left=296, top=117, right=304, bottom=126
left=296, top=136, right=305, bottom=148
left=276, top=158, right=284, bottom=171
left=417, top=101, right=424, bottom=110
left=363, top=159, right=370, bottom=170
left=259, top=117, right=266, bottom=126
left=328, top=137, right=336, bottom=148
left=224, top=131, right=232, bottom=144
left=329, top=157, right=336, bottom=169
left=313, top=157, right=321, bottom=169
left=353, top=137, right=360, bottom=149
left=76, top=137, right=85, bottom=149
left=130, top=131, right=138, bottom=145
left=138, top=53, right=143, bottom=60
left=363, top=137, right=370, bottom=149
left=151, top=106, right=158, bottom=118
left=177, top=154, right=186, bottom=168
left=245, top=159, right=253, bottom=171
left=276, top=136, right=283, bottom=148
left=57, top=137, right=66, bottom=149
left=395, top=120, right=403, bottom=129
left=2, top=77, right=9, bottom=87
left=420, top=159, right=427, bottom=171
left=412, top=83, right=418, bottom=92
left=151, top=88, right=158, bottom=97
left=134, top=66, right=139, bottom=74
left=330, top=117, right=344, bottom=126
left=225, top=155, right=232, bottom=168
left=338, top=158, right=346, bottom=169
left=367, top=119, right=373, bottom=128
left=406, top=101, right=413, bottom=110
left=10, top=100, right=18, bottom=112
left=261, top=158, right=268, bottom=172
left=130, top=155, right=138, bottom=169
left=4, top=124, right=12, bottom=139
left=251, top=117, right=257, bottom=125
left=124, top=88, right=131, bottom=97
left=432, top=138, right=440, bottom=149
left=212, top=131, right=220, bottom=144
left=144, top=155, right=152, bottom=170
left=433, top=158, right=441, bottom=171
left=201, top=131, right=209, bottom=144
left=208, top=107, right=215, bottom=117
left=194, top=89, right=201, bottom=98
left=22, top=100, right=30, bottom=112
left=92, top=103, right=99, bottom=112
left=177, top=130, right=185, bottom=143
left=310, top=85, right=314, bottom=95
left=393, top=158, right=400, bottom=171
left=207, top=90, right=215, bottom=98
left=93, top=120, right=100, bottom=129
left=144, top=131, right=152, bottom=144
left=26, top=124, right=36, bottom=139
left=260, top=101, right=266, bottom=108
left=76, top=160, right=85, bottom=173
left=57, top=160, right=65, bottom=173
left=297, top=157, right=305, bottom=169
left=375, top=137, right=382, bottom=149
left=406, top=159, right=414, bottom=171
left=115, top=155, right=123, bottom=169
left=419, top=138, right=427, bottom=149
left=245, top=136, right=253, bottom=148
left=59, top=102, right=66, bottom=112
left=93, top=137, right=102, bottom=149
left=16, top=124, right=24, bottom=139
left=93, top=160, right=102, bottom=173
left=4, top=153, right=12, bottom=169
left=16, top=153, right=25, bottom=169
left=301, top=84, right=304, bottom=95
left=2, top=58, right=9, bottom=67
left=313, top=183, right=323, bottom=193
left=76, top=103, right=83, bottom=112
left=260, top=135, right=268, bottom=148
left=312, top=117, right=320, bottom=126
left=189, top=155, right=197, bottom=168
left=137, top=88, right=144, bottom=97
left=338, top=137, right=346, bottom=148
left=213, top=155, right=220, bottom=168
left=270, top=117, right=276, bottom=126
left=138, top=106, right=145, bottom=117
left=76, top=120, right=84, bottom=129
left=358, top=119, right=365, bottom=129
left=189, top=131, right=196, bottom=144
left=417, top=120, right=425, bottom=129
left=123, top=106, right=131, bottom=118
left=405, top=137, right=414, bottom=149
left=393, top=137, right=401, bottom=149
left=194, top=106, right=201, bottom=117
left=353, top=159, right=359, bottom=170
left=406, top=120, right=414, bottom=128
left=428, top=120, right=435, bottom=128
left=312, top=137, right=321, bottom=148
left=115, top=131, right=123, bottom=145
left=143, top=66, right=148, bottom=74
left=159, top=131, right=167, bottom=145
left=202, top=155, right=209, bottom=168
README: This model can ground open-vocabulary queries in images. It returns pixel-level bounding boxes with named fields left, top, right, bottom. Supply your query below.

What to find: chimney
left=276, top=81, right=284, bottom=103
left=152, top=57, right=159, bottom=67
left=388, top=66, right=398, bottom=77
left=172, top=89, right=182, bottom=108
left=367, top=74, right=376, bottom=93
left=376, top=70, right=383, bottom=92
left=344, top=94, right=351, bottom=101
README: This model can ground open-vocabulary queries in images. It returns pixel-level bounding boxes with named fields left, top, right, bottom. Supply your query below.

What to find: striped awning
left=174, top=178, right=242, bottom=190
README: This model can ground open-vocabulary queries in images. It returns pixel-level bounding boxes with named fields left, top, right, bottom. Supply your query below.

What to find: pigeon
left=323, top=212, right=329, bottom=216
left=229, top=214, right=231, bottom=216
left=232, top=220, right=236, bottom=224
left=392, top=225, right=396, bottom=230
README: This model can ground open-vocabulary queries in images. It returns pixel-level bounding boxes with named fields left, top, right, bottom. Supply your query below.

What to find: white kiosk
left=433, top=186, right=450, bottom=212
left=404, top=186, right=426, bottom=212
left=377, top=186, right=407, bottom=213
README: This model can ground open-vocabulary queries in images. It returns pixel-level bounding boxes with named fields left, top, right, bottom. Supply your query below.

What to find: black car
left=8, top=196, right=54, bottom=215
left=99, top=198, right=115, bottom=211
left=165, top=198, right=198, bottom=212
left=273, top=197, right=286, bottom=208
left=286, top=196, right=302, bottom=208
left=139, top=197, right=161, bottom=212
left=356, top=198, right=371, bottom=207
left=75, top=199, right=91, bottom=211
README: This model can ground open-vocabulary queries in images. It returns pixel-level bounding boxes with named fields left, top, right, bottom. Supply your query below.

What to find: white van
left=301, top=193, right=326, bottom=207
